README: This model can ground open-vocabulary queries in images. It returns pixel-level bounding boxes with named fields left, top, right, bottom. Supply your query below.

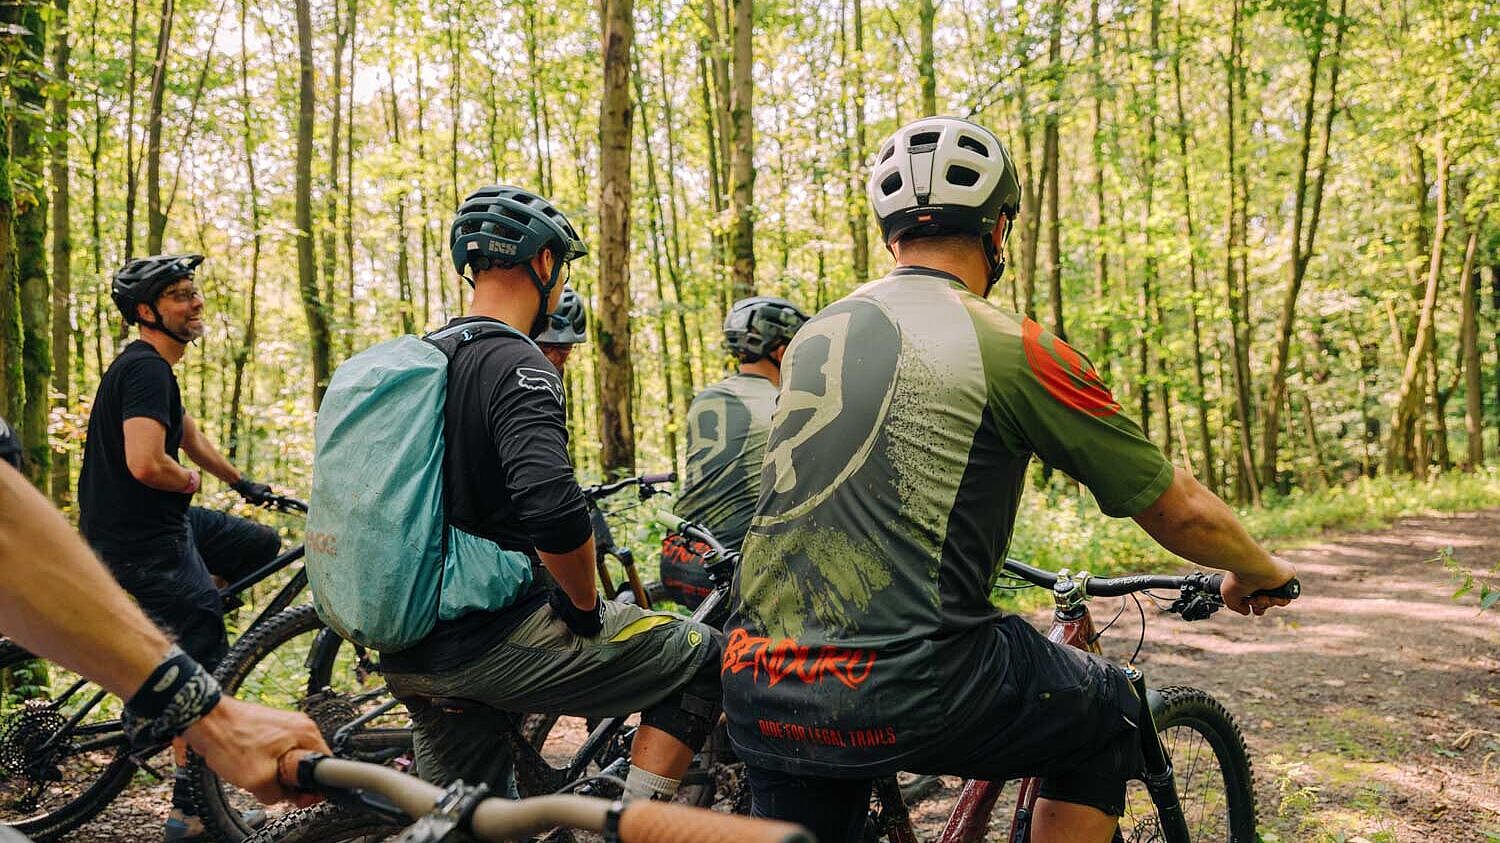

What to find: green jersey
left=721, top=268, right=1173, bottom=776
left=677, top=373, right=778, bottom=550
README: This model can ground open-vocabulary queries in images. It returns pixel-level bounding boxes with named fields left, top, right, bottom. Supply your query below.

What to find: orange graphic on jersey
left=722, top=628, right=877, bottom=690
left=1022, top=318, right=1121, bottom=417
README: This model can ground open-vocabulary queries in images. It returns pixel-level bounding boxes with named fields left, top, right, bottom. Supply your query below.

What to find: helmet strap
left=980, top=234, right=1007, bottom=297
left=141, top=304, right=196, bottom=346
left=523, top=257, right=566, bottom=339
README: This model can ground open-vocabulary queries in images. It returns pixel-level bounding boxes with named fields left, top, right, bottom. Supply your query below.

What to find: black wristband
left=122, top=645, right=222, bottom=746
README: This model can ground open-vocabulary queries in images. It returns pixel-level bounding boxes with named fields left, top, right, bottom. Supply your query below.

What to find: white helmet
left=867, top=117, right=1021, bottom=246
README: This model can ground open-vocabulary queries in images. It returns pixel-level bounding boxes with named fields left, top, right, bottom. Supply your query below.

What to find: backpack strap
left=423, top=318, right=536, bottom=359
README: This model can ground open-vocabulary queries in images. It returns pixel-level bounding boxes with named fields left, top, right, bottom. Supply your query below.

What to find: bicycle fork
left=1126, top=666, right=1193, bottom=843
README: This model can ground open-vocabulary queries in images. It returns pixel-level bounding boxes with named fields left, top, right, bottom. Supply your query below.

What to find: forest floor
left=70, top=510, right=1500, bottom=842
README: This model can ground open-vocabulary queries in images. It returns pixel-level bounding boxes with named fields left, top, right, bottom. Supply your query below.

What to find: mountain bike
left=227, top=512, right=749, bottom=843
left=186, top=472, right=686, bottom=841
left=862, top=560, right=1299, bottom=843
left=0, top=494, right=310, bottom=841
left=247, top=751, right=811, bottom=843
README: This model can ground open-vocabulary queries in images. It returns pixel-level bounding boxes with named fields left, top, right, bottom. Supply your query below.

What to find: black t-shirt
left=383, top=316, right=592, bottom=673
left=79, top=340, right=190, bottom=553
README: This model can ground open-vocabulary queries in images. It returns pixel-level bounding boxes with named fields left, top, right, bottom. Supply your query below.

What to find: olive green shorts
left=384, top=600, right=716, bottom=787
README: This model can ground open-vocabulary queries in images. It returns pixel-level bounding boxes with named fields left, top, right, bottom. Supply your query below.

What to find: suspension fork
left=1126, top=666, right=1192, bottom=843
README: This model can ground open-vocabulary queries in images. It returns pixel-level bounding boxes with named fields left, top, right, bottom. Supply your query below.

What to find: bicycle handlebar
left=656, top=512, right=732, bottom=560
left=583, top=472, right=678, bottom=502
left=262, top=494, right=308, bottom=514
left=1000, top=558, right=1301, bottom=605
left=277, top=752, right=812, bottom=843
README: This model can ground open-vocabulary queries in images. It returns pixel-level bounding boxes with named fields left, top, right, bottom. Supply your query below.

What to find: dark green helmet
left=723, top=296, right=809, bottom=363
left=535, top=285, right=587, bottom=345
left=449, top=185, right=587, bottom=278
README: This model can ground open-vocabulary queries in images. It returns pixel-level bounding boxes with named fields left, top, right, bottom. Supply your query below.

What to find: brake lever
left=1170, top=573, right=1223, bottom=622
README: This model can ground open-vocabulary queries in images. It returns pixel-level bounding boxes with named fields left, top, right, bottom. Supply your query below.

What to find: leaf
left=1480, top=588, right=1499, bottom=611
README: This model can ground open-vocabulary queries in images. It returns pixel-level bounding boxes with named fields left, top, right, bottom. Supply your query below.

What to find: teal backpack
left=305, top=320, right=535, bottom=652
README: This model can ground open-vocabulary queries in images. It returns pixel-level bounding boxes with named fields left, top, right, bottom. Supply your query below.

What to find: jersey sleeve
left=988, top=317, right=1173, bottom=517
left=119, top=356, right=176, bottom=429
left=483, top=346, right=592, bottom=553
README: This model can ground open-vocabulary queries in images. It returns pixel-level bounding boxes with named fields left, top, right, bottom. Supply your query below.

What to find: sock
left=623, top=765, right=681, bottom=801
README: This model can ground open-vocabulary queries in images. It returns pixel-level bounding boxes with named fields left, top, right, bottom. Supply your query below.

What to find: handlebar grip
left=277, top=749, right=319, bottom=791
left=639, top=471, right=677, bottom=485
left=1206, top=573, right=1224, bottom=596
left=1251, top=577, right=1301, bottom=601
left=657, top=511, right=688, bottom=532
left=617, top=801, right=815, bottom=843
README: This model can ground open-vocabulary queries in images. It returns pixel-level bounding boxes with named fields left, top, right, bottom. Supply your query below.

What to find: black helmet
left=0, top=416, right=22, bottom=471
left=112, top=254, right=204, bottom=325
left=724, top=296, right=809, bottom=363
left=535, top=285, right=587, bottom=345
left=867, top=117, right=1021, bottom=292
left=449, top=186, right=587, bottom=336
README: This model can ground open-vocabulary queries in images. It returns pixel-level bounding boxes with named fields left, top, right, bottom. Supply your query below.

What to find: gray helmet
left=111, top=254, right=205, bottom=343
left=535, top=285, right=587, bottom=345
left=723, top=296, right=809, bottom=363
left=867, top=117, right=1021, bottom=293
left=449, top=185, right=587, bottom=336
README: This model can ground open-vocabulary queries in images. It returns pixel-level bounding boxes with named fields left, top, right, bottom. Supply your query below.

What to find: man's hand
left=1220, top=555, right=1299, bottom=617
left=231, top=477, right=275, bottom=505
left=179, top=696, right=330, bottom=807
left=549, top=588, right=605, bottom=637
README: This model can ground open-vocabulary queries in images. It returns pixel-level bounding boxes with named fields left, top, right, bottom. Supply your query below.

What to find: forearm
left=182, top=417, right=240, bottom=485
left=538, top=538, right=600, bottom=608
left=1132, top=467, right=1280, bottom=579
left=130, top=452, right=196, bottom=492
left=0, top=464, right=172, bottom=696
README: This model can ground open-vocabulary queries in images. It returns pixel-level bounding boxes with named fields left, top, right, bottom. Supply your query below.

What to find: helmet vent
left=957, top=135, right=990, bottom=156
left=879, top=144, right=896, bottom=163
left=946, top=165, right=980, bottom=187
left=908, top=131, right=941, bottom=150
left=880, top=173, right=904, bottom=196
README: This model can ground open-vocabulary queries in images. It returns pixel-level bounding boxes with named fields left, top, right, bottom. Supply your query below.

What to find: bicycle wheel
left=241, top=801, right=401, bottom=843
left=0, top=639, right=152, bottom=841
left=187, top=605, right=411, bottom=841
left=1120, top=686, right=1256, bottom=843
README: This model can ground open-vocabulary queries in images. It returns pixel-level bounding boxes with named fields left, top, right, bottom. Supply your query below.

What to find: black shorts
left=907, top=614, right=1145, bottom=815
left=748, top=615, right=1145, bottom=836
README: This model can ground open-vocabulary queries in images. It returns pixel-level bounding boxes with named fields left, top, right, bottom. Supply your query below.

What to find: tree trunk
left=145, top=0, right=175, bottom=253
left=844, top=0, right=869, bottom=284
left=1387, top=135, right=1449, bottom=474
left=321, top=0, right=349, bottom=335
left=1457, top=221, right=1483, bottom=470
left=597, top=0, right=636, bottom=476
left=636, top=61, right=680, bottom=467
left=344, top=0, right=359, bottom=338
left=0, top=66, right=22, bottom=426
left=728, top=0, right=756, bottom=299
left=1223, top=0, right=1258, bottom=503
left=1172, top=0, right=1216, bottom=491
left=294, top=0, right=331, bottom=408
left=50, top=0, right=73, bottom=505
left=8, top=1, right=53, bottom=490
left=123, top=0, right=140, bottom=264
left=1090, top=0, right=1110, bottom=372
left=918, top=0, right=937, bottom=114
left=226, top=0, right=260, bottom=462
left=385, top=78, right=414, bottom=335
left=1044, top=0, right=1063, bottom=340
left=1258, top=0, right=1343, bottom=490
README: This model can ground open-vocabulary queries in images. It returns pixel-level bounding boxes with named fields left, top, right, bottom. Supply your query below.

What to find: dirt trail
left=908, top=509, right=1500, bottom=842
left=71, top=511, right=1500, bottom=842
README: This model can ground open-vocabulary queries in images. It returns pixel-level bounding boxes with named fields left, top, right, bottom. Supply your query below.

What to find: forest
left=0, top=0, right=1496, bottom=509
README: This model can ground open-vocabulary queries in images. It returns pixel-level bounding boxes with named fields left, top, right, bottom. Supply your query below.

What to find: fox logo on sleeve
left=515, top=367, right=564, bottom=405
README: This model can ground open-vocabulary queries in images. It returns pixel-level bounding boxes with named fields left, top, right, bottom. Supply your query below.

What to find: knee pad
left=641, top=631, right=722, bottom=750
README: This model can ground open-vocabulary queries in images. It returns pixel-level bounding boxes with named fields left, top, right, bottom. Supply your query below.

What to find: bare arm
left=1132, top=467, right=1297, bottom=615
left=539, top=535, right=601, bottom=610
left=124, top=416, right=197, bottom=492
left=181, top=414, right=241, bottom=486
left=0, top=462, right=327, bottom=804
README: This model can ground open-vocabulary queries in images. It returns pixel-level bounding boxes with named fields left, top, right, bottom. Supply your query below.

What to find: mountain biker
left=377, top=185, right=721, bottom=804
left=720, top=117, right=1298, bottom=843
left=0, top=431, right=330, bottom=834
left=535, top=283, right=587, bottom=374
left=79, top=254, right=286, bottom=841
left=662, top=297, right=807, bottom=607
